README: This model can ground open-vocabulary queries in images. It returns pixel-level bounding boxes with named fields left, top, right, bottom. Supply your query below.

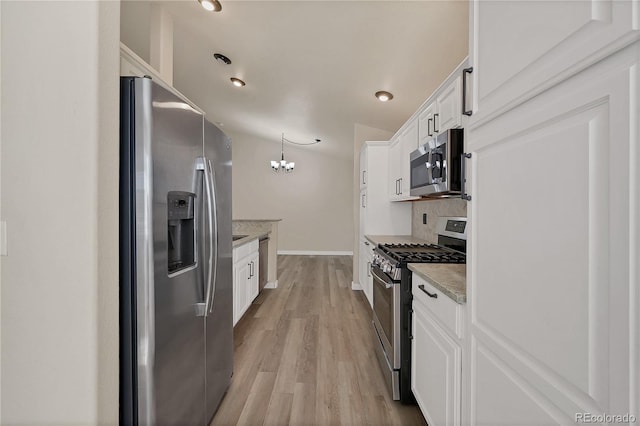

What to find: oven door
left=371, top=264, right=401, bottom=368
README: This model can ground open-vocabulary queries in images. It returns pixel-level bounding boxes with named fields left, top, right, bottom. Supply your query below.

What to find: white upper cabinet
left=388, top=137, right=402, bottom=201
left=435, top=76, right=462, bottom=133
left=362, top=141, right=411, bottom=233
left=359, top=147, right=368, bottom=190
left=388, top=118, right=419, bottom=202
left=418, top=68, right=465, bottom=146
left=399, top=118, right=419, bottom=199
left=468, top=0, right=640, bottom=124
left=418, top=102, right=437, bottom=145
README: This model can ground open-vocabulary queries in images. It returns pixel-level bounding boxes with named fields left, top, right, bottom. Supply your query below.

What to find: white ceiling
left=121, top=0, right=469, bottom=158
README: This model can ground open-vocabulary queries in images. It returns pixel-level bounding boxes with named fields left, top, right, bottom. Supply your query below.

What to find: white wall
left=120, top=0, right=151, bottom=64
left=352, top=123, right=393, bottom=283
left=231, top=130, right=354, bottom=253
left=0, top=1, right=120, bottom=423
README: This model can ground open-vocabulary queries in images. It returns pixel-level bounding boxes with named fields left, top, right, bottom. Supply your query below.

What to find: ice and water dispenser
left=167, top=191, right=196, bottom=274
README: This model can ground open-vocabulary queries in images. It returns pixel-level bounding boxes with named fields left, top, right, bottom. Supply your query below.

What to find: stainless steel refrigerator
left=119, top=77, right=233, bottom=425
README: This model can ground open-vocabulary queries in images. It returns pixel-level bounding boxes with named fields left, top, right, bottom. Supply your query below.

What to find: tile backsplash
left=412, top=198, right=467, bottom=243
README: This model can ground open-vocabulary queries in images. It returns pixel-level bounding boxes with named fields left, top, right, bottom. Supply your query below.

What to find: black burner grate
left=378, top=243, right=466, bottom=264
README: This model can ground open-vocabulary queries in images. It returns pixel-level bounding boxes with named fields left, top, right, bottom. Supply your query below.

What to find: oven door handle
left=372, top=267, right=395, bottom=288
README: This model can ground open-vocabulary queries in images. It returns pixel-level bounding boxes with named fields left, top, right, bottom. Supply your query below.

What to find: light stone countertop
left=364, top=235, right=429, bottom=246
left=233, top=219, right=282, bottom=222
left=232, top=231, right=271, bottom=248
left=408, top=263, right=466, bottom=304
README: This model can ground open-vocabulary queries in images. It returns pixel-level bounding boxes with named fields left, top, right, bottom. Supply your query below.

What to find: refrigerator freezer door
left=203, top=120, right=234, bottom=423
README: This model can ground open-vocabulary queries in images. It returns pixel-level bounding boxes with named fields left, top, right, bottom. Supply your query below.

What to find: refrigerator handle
left=205, top=158, right=219, bottom=314
left=195, top=157, right=216, bottom=317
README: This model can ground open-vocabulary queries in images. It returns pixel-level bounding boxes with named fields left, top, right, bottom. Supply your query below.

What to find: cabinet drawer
left=412, top=274, right=463, bottom=339
left=233, top=238, right=259, bottom=261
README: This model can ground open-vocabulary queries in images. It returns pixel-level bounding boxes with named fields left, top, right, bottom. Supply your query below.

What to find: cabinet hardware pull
left=364, top=241, right=370, bottom=246
left=462, top=67, right=473, bottom=116
left=362, top=170, right=366, bottom=185
left=418, top=284, right=438, bottom=298
left=408, top=309, right=414, bottom=339
left=395, top=179, right=400, bottom=195
left=461, top=152, right=472, bottom=201
left=362, top=193, right=366, bottom=208
left=434, top=113, right=439, bottom=132
left=399, top=178, right=403, bottom=195
left=427, top=118, right=433, bottom=137
left=367, top=262, right=372, bottom=277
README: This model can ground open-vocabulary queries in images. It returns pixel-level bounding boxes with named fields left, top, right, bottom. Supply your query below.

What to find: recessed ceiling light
left=375, top=91, right=394, bottom=102
left=213, top=53, right=231, bottom=65
left=198, top=0, right=222, bottom=12
left=230, top=78, right=245, bottom=87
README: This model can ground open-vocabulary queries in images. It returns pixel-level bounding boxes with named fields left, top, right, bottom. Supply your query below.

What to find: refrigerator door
left=123, top=77, right=208, bottom=425
left=203, top=120, right=234, bottom=423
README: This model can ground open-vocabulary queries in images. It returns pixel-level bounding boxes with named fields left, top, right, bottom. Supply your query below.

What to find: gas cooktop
left=377, top=243, right=466, bottom=264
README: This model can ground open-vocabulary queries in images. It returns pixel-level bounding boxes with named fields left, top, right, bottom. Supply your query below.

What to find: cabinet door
left=465, top=45, right=639, bottom=425
left=469, top=0, right=640, bottom=122
left=388, top=139, right=401, bottom=201
left=435, top=76, right=462, bottom=132
left=418, top=102, right=436, bottom=145
left=233, top=260, right=248, bottom=326
left=247, top=252, right=259, bottom=304
left=399, top=119, right=418, bottom=198
left=359, top=147, right=368, bottom=190
left=359, top=240, right=374, bottom=307
left=412, top=302, right=461, bottom=426
left=364, top=245, right=373, bottom=308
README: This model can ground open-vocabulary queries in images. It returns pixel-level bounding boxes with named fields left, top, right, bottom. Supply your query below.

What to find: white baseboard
left=351, top=281, right=363, bottom=291
left=264, top=280, right=278, bottom=289
left=277, top=250, right=354, bottom=256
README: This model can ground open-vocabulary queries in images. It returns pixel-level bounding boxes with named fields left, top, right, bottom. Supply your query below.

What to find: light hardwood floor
left=211, top=255, right=427, bottom=426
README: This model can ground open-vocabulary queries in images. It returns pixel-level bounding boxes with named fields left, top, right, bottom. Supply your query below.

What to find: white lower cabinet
left=412, top=274, right=463, bottom=426
left=233, top=239, right=259, bottom=326
left=359, top=239, right=374, bottom=307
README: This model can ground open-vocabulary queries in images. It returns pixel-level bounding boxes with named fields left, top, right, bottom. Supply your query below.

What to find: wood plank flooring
left=211, top=255, right=426, bottom=426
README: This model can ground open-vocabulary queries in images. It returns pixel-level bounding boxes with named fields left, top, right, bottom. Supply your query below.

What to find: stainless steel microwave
left=409, top=128, right=464, bottom=197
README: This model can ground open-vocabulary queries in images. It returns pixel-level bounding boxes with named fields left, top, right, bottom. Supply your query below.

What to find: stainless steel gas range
left=371, top=217, right=467, bottom=403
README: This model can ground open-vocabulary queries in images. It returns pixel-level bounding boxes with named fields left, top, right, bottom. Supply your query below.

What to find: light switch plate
left=1, top=221, right=6, bottom=256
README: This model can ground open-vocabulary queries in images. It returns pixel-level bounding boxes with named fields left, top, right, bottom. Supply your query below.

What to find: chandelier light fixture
left=271, top=133, right=295, bottom=173
left=270, top=133, right=322, bottom=173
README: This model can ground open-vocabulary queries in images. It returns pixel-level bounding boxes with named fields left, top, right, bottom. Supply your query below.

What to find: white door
left=469, top=0, right=640, bottom=122
left=412, top=303, right=461, bottom=426
left=233, top=259, right=249, bottom=326
left=399, top=118, right=418, bottom=198
left=248, top=251, right=259, bottom=303
left=388, top=139, right=401, bottom=200
left=464, top=45, right=639, bottom=425
left=435, top=76, right=462, bottom=132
